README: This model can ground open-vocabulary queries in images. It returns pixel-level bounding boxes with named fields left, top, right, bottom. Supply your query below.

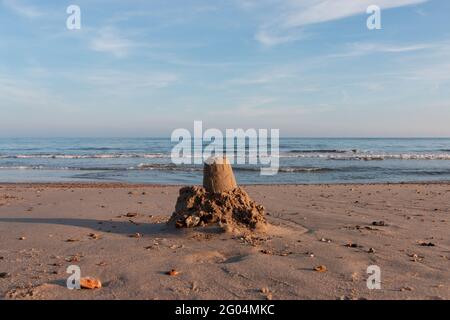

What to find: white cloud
left=0, top=75, right=68, bottom=110
left=249, top=0, right=429, bottom=46
left=406, top=63, right=450, bottom=82
left=284, top=0, right=428, bottom=28
left=2, top=0, right=43, bottom=18
left=58, top=68, right=179, bottom=99
left=228, top=67, right=296, bottom=86
left=89, top=27, right=135, bottom=58
left=255, top=29, right=304, bottom=46
left=82, top=70, right=178, bottom=90
left=331, top=42, right=432, bottom=57
left=211, top=101, right=333, bottom=118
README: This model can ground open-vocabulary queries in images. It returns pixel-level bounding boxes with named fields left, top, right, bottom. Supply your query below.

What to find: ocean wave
left=281, top=153, right=450, bottom=160
left=0, top=153, right=169, bottom=159
left=0, top=164, right=333, bottom=174
left=233, top=166, right=332, bottom=173
left=2, top=151, right=450, bottom=161
left=0, top=164, right=201, bottom=172
left=279, top=167, right=332, bottom=173
left=400, top=169, right=450, bottom=176
left=137, top=164, right=332, bottom=173
left=288, top=149, right=352, bottom=154
left=2, top=164, right=450, bottom=178
left=0, top=165, right=123, bottom=171
left=69, top=147, right=118, bottom=151
left=136, top=163, right=202, bottom=171
left=0, top=166, right=42, bottom=170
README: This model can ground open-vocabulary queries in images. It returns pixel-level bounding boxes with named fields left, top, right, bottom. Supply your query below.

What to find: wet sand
left=0, top=183, right=449, bottom=300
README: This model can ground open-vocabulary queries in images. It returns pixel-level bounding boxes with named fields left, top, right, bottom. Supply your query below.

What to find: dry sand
left=0, top=183, right=449, bottom=300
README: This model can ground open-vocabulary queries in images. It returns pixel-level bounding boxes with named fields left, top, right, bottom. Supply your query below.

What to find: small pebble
left=80, top=277, right=102, bottom=289
left=314, top=265, right=327, bottom=272
left=88, top=233, right=100, bottom=240
left=166, top=269, right=180, bottom=276
left=126, top=212, right=138, bottom=218
left=401, top=286, right=414, bottom=292
left=419, top=242, right=435, bottom=247
left=130, top=233, right=142, bottom=238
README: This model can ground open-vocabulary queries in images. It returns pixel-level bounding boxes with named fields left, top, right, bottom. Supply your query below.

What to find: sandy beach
left=0, top=182, right=448, bottom=300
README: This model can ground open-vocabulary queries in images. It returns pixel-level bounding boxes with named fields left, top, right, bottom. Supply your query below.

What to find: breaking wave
left=233, top=166, right=332, bottom=173
left=0, top=153, right=168, bottom=159
left=0, top=164, right=333, bottom=174
left=2, top=152, right=450, bottom=161
left=288, top=149, right=352, bottom=154
left=281, top=152, right=450, bottom=160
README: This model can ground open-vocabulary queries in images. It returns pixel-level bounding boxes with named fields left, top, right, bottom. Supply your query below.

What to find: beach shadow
left=49, top=279, right=67, bottom=288
left=0, top=217, right=178, bottom=237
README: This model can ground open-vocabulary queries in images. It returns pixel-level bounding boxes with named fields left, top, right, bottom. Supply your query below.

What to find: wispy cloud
left=56, top=68, right=180, bottom=101
left=247, top=0, right=429, bottom=46
left=228, top=67, right=296, bottom=86
left=0, top=75, right=68, bottom=111
left=331, top=42, right=433, bottom=58
left=255, top=29, right=306, bottom=46
left=89, top=27, right=135, bottom=58
left=403, top=63, right=450, bottom=83
left=210, top=98, right=333, bottom=118
left=283, top=0, right=428, bottom=28
left=2, top=0, right=44, bottom=18
left=81, top=70, right=179, bottom=90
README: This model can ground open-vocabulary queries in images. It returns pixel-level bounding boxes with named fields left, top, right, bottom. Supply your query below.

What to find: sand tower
left=203, top=156, right=237, bottom=193
left=169, top=156, right=266, bottom=231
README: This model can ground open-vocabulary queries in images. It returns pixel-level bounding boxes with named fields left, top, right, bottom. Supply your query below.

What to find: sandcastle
left=169, top=156, right=266, bottom=231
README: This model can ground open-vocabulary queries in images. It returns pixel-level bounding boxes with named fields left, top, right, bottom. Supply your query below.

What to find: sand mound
left=169, top=186, right=266, bottom=231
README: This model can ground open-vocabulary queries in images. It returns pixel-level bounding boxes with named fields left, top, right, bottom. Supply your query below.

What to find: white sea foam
left=0, top=153, right=169, bottom=159
left=2, top=152, right=450, bottom=160
left=281, top=152, right=450, bottom=160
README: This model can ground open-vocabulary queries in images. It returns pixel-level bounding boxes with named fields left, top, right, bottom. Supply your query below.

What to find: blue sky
left=0, top=0, right=449, bottom=137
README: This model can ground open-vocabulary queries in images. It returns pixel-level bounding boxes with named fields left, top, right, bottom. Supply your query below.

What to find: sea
left=1, top=138, right=450, bottom=184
